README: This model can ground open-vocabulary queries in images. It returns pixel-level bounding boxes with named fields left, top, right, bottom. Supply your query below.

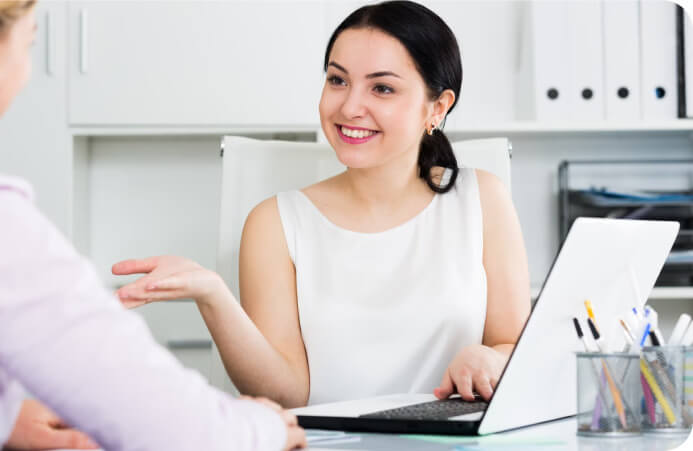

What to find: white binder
left=566, top=0, right=605, bottom=120
left=684, top=5, right=693, bottom=117
left=531, top=1, right=571, bottom=120
left=640, top=0, right=678, bottom=119
left=531, top=1, right=604, bottom=121
left=603, top=0, right=641, bottom=120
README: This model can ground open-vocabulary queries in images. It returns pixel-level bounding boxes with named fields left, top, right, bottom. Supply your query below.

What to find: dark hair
left=323, top=0, right=462, bottom=193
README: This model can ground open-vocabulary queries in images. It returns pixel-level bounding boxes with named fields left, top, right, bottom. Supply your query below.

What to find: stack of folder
left=686, top=350, right=693, bottom=410
left=528, top=0, right=681, bottom=121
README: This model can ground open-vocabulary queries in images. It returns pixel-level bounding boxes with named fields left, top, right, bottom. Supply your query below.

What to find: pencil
left=640, top=358, right=677, bottom=425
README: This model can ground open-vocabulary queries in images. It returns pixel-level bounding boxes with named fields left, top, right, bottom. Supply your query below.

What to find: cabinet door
left=0, top=2, right=71, bottom=234
left=68, top=1, right=325, bottom=126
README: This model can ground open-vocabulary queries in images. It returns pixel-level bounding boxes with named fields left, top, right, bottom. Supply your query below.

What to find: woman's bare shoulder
left=301, top=173, right=346, bottom=207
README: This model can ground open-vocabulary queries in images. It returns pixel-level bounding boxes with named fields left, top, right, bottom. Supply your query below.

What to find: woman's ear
left=431, top=89, right=456, bottom=127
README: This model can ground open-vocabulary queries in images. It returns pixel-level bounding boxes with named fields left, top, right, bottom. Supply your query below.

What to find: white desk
left=306, top=417, right=691, bottom=450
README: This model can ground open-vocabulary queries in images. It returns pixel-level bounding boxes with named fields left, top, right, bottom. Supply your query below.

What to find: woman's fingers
left=489, top=377, right=499, bottom=390
left=433, top=371, right=455, bottom=400
left=34, top=427, right=100, bottom=450
left=452, top=372, right=475, bottom=401
left=146, top=275, right=184, bottom=291
left=473, top=375, right=494, bottom=401
left=111, top=257, right=160, bottom=275
left=119, top=298, right=148, bottom=309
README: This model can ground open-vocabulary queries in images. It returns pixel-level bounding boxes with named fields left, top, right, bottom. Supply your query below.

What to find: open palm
left=111, top=256, right=224, bottom=308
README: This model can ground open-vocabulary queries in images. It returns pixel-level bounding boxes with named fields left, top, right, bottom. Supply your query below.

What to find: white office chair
left=211, top=135, right=511, bottom=390
left=216, top=135, right=512, bottom=296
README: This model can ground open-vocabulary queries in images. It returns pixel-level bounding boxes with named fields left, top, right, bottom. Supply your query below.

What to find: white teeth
left=341, top=126, right=376, bottom=139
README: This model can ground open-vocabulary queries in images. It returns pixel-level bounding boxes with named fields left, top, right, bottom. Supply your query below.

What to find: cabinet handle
left=45, top=11, right=55, bottom=76
left=79, top=9, right=88, bottom=74
left=166, top=339, right=213, bottom=350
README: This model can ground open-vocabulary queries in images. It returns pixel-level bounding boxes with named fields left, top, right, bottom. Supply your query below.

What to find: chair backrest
left=216, top=136, right=512, bottom=295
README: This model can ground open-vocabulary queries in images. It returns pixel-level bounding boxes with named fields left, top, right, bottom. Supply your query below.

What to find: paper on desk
left=400, top=434, right=565, bottom=446
left=306, top=430, right=361, bottom=446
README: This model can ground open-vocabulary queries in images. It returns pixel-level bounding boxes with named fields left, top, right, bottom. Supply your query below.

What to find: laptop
left=293, top=218, right=679, bottom=435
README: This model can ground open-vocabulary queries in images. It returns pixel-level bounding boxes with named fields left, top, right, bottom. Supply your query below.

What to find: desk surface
left=306, top=417, right=691, bottom=450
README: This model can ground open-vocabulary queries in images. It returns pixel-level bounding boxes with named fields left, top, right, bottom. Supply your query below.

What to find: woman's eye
left=327, top=75, right=346, bottom=86
left=374, top=84, right=394, bottom=94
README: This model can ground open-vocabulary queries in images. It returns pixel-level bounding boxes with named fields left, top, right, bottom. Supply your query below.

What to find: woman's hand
left=434, top=344, right=509, bottom=402
left=238, top=396, right=306, bottom=450
left=5, top=399, right=99, bottom=450
left=111, top=256, right=227, bottom=308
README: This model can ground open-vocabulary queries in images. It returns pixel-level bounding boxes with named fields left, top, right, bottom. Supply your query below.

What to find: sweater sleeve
left=0, top=190, right=286, bottom=451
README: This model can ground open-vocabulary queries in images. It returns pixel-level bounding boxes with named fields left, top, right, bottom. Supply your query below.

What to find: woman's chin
left=334, top=152, right=377, bottom=170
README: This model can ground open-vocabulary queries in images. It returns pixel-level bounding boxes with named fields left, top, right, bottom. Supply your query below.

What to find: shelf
left=531, top=286, right=693, bottom=300
left=69, top=124, right=321, bottom=137
left=68, top=120, right=693, bottom=138
left=445, top=120, right=693, bottom=136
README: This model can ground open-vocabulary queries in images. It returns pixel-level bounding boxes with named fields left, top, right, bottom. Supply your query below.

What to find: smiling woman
left=320, top=2, right=462, bottom=193
left=114, top=0, right=531, bottom=410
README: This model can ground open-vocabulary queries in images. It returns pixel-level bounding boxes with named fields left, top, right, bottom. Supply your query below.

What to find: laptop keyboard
left=359, top=397, right=488, bottom=421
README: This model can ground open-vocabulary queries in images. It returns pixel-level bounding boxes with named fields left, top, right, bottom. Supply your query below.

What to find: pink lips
left=336, top=124, right=380, bottom=144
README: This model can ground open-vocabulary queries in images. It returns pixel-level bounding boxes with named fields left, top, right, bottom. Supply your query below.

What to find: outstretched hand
left=111, top=256, right=226, bottom=308
left=434, top=344, right=508, bottom=402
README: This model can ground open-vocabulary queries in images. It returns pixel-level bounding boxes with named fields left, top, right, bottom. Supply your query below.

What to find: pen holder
left=686, top=347, right=693, bottom=422
left=576, top=352, right=641, bottom=437
left=641, top=346, right=692, bottom=434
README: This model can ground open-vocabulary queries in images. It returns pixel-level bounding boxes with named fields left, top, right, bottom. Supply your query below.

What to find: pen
left=645, top=306, right=666, bottom=346
left=620, top=319, right=656, bottom=425
left=669, top=314, right=691, bottom=346
left=640, top=358, right=678, bottom=425
left=648, top=331, right=692, bottom=426
left=587, top=318, right=629, bottom=429
left=682, top=323, right=693, bottom=347
left=573, top=318, right=616, bottom=430
left=585, top=300, right=597, bottom=330
left=620, top=319, right=636, bottom=345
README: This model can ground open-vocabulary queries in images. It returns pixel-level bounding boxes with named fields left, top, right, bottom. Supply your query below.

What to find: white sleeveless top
left=276, top=168, right=487, bottom=405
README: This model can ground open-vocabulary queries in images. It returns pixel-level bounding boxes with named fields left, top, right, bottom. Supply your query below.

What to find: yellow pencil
left=602, top=360, right=628, bottom=428
left=585, top=300, right=597, bottom=329
left=586, top=317, right=628, bottom=428
left=640, top=358, right=677, bottom=425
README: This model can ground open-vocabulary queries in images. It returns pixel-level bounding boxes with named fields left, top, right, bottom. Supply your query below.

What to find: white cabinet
left=0, top=2, right=71, bottom=233
left=67, top=1, right=325, bottom=126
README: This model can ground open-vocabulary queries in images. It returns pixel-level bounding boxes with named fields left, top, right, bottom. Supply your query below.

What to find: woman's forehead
left=328, top=28, right=417, bottom=78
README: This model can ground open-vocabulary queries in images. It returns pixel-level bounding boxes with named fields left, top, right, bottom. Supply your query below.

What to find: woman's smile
left=336, top=123, right=381, bottom=144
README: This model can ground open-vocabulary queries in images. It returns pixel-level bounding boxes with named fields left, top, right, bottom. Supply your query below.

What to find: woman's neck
left=340, top=150, right=433, bottom=213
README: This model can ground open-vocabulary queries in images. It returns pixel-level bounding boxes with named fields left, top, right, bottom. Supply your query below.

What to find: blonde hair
left=0, top=1, right=35, bottom=36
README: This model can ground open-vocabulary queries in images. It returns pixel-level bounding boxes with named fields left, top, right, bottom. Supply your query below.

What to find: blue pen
left=633, top=323, right=651, bottom=355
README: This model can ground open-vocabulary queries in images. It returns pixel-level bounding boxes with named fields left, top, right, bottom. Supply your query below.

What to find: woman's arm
left=113, top=197, right=310, bottom=407
left=232, top=197, right=310, bottom=407
left=0, top=191, right=297, bottom=451
left=435, top=169, right=531, bottom=401
left=477, top=169, right=531, bottom=353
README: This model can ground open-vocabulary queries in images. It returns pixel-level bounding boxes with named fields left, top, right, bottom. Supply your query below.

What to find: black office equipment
left=558, top=159, right=693, bottom=286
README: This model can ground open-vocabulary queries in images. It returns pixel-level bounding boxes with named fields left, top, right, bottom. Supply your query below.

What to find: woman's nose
left=339, top=88, right=368, bottom=119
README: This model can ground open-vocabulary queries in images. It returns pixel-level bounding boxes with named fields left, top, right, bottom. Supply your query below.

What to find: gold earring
left=427, top=123, right=436, bottom=136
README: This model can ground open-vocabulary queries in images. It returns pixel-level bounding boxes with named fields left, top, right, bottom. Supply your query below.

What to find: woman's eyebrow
left=327, top=62, right=401, bottom=80
left=366, top=71, right=401, bottom=79
left=328, top=62, right=348, bottom=73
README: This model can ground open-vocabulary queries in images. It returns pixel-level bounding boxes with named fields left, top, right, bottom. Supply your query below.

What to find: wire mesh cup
left=576, top=352, right=642, bottom=436
left=641, top=345, right=693, bottom=434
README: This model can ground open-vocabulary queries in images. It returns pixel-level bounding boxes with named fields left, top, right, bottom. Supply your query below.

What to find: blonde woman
left=0, top=2, right=305, bottom=450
